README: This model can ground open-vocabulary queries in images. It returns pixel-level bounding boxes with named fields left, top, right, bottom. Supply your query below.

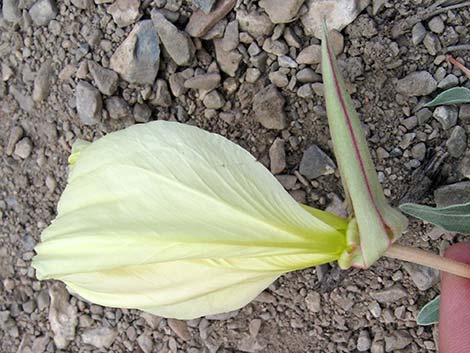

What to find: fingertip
left=443, top=242, right=470, bottom=263
left=439, top=242, right=470, bottom=353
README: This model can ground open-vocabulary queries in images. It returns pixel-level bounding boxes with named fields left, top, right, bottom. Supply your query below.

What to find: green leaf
left=321, top=23, right=408, bottom=269
left=424, top=87, right=470, bottom=107
left=33, top=121, right=348, bottom=319
left=417, top=295, right=440, bottom=326
left=400, top=202, right=470, bottom=234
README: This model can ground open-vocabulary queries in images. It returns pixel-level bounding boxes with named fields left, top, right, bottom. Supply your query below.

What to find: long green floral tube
left=321, top=24, right=408, bottom=269
left=33, top=121, right=350, bottom=319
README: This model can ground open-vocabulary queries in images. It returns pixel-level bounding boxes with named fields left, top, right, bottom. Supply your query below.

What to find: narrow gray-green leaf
left=417, top=295, right=440, bottom=326
left=424, top=87, right=470, bottom=107
left=400, top=202, right=470, bottom=234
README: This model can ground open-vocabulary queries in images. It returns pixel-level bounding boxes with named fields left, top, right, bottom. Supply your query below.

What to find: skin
left=439, top=242, right=470, bottom=353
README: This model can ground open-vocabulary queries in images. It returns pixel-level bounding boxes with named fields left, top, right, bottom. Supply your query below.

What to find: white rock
left=29, top=0, right=58, bottom=26
left=259, top=0, right=304, bottom=23
left=107, top=0, right=141, bottom=27
left=2, top=0, right=21, bottom=23
left=82, top=327, right=117, bottom=349
left=301, top=0, right=368, bottom=39
left=48, top=283, right=77, bottom=349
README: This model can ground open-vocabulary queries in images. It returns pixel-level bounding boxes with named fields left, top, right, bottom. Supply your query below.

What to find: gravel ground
left=1, top=0, right=470, bottom=352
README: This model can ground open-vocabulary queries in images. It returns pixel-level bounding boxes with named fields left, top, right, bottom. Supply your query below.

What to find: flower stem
left=384, top=244, right=470, bottom=279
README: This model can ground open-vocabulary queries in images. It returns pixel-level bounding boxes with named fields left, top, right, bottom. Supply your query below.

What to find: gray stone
left=6, top=126, right=24, bottom=156
left=372, top=0, right=386, bottom=15
left=10, top=86, right=34, bottom=113
left=33, top=60, right=53, bottom=102
left=32, top=336, right=49, bottom=352
left=296, top=68, right=322, bottom=83
left=262, top=38, right=288, bottom=56
left=416, top=108, right=432, bottom=124
left=376, top=147, right=389, bottom=160
left=1, top=63, right=14, bottom=81
left=433, top=106, right=458, bottom=130
left=14, top=138, right=33, bottom=159
left=140, top=312, right=162, bottom=329
left=252, top=84, right=287, bottom=130
left=460, top=151, right=470, bottom=178
left=246, top=68, right=261, bottom=83
left=71, top=0, right=93, bottom=9
left=81, top=327, right=117, bottom=349
left=169, top=73, right=187, bottom=97
left=23, top=300, right=36, bottom=314
left=137, top=334, right=154, bottom=353
left=107, top=0, right=141, bottom=27
left=299, top=145, right=336, bottom=179
left=329, top=29, right=345, bottom=55
left=438, top=74, right=459, bottom=89
left=384, top=331, right=412, bottom=352
left=370, top=285, right=407, bottom=303
left=29, top=0, right=58, bottom=26
left=411, top=22, right=426, bottom=45
left=203, top=90, right=225, bottom=109
left=168, top=319, right=191, bottom=341
left=278, top=55, right=298, bottom=68
left=185, top=0, right=237, bottom=37
left=3, top=0, right=21, bottom=23
left=403, top=263, right=439, bottom=291
left=357, top=330, right=372, bottom=352
left=222, top=20, right=239, bottom=52
left=151, top=10, right=195, bottom=66
left=423, top=32, right=441, bottom=56
left=269, top=71, right=288, bottom=88
left=460, top=104, right=470, bottom=122
left=105, top=96, right=130, bottom=119
left=133, top=103, right=152, bottom=123
left=236, top=9, right=274, bottom=37
left=269, top=138, right=286, bottom=174
left=184, top=73, right=221, bottom=91
left=248, top=42, right=261, bottom=56
left=296, top=44, right=321, bottom=65
left=49, top=283, right=77, bottom=349
left=214, top=38, right=242, bottom=77
left=297, top=84, right=313, bottom=98
left=396, top=71, right=437, bottom=96
left=305, top=292, right=321, bottom=313
left=76, top=81, right=102, bottom=125
left=201, top=17, right=227, bottom=40
left=110, top=20, right=160, bottom=85
left=428, top=16, right=445, bottom=34
left=259, top=0, right=304, bottom=24
left=399, top=132, right=415, bottom=150
left=434, top=181, right=470, bottom=207
left=192, top=0, right=217, bottom=13
left=151, top=79, right=172, bottom=107
left=446, top=126, right=467, bottom=158
left=371, top=340, right=385, bottom=353
left=301, top=0, right=367, bottom=39
left=36, top=289, right=50, bottom=311
left=402, top=116, right=417, bottom=130
left=88, top=61, right=119, bottom=96
left=411, top=142, right=426, bottom=160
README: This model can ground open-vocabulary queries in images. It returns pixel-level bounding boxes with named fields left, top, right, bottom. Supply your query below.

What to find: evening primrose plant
left=32, top=25, right=470, bottom=320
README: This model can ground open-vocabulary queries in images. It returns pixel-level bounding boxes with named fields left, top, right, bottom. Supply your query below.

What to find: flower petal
left=33, top=121, right=346, bottom=318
